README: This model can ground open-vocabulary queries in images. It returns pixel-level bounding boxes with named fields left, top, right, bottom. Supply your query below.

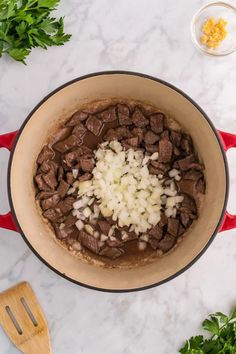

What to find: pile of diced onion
left=72, top=140, right=183, bottom=235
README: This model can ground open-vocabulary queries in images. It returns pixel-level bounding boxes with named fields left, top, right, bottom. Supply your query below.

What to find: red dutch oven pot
left=0, top=72, right=235, bottom=292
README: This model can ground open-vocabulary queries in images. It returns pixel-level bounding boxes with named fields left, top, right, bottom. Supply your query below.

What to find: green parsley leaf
left=0, top=0, right=71, bottom=63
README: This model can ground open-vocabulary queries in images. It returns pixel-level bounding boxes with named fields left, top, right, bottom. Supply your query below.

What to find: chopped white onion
left=75, top=220, right=84, bottom=231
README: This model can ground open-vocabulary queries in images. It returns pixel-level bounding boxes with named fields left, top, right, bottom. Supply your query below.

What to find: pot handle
left=0, top=131, right=18, bottom=232
left=218, top=130, right=236, bottom=232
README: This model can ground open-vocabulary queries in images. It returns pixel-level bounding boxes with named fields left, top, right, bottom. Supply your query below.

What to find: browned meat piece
left=57, top=179, right=70, bottom=198
left=66, top=111, right=88, bottom=126
left=149, top=224, right=163, bottom=240
left=159, top=139, right=173, bottom=163
left=132, top=127, right=145, bottom=142
left=104, top=126, right=133, bottom=141
left=160, top=130, right=169, bottom=139
left=37, top=146, right=54, bottom=164
left=40, top=160, right=58, bottom=174
left=72, top=123, right=87, bottom=139
left=50, top=127, right=72, bottom=145
left=148, top=166, right=161, bottom=175
left=42, top=171, right=58, bottom=190
left=57, top=166, right=64, bottom=181
left=54, top=135, right=81, bottom=153
left=178, top=179, right=196, bottom=197
left=171, top=131, right=182, bottom=147
left=145, top=144, right=158, bottom=153
left=99, top=106, right=117, bottom=122
left=196, top=178, right=205, bottom=194
left=56, top=197, right=75, bottom=214
left=117, top=104, right=131, bottom=125
left=144, top=131, right=159, bottom=145
left=35, top=174, right=51, bottom=191
left=174, top=147, right=181, bottom=157
left=79, top=173, right=92, bottom=182
left=150, top=113, right=164, bottom=134
left=80, top=230, right=100, bottom=254
left=180, top=213, right=191, bottom=228
left=167, top=218, right=179, bottom=237
left=184, top=170, right=203, bottom=181
left=177, top=155, right=195, bottom=171
left=99, top=246, right=124, bottom=259
left=66, top=172, right=75, bottom=185
left=98, top=220, right=111, bottom=235
left=158, top=213, right=168, bottom=228
left=121, top=231, right=138, bottom=242
left=149, top=238, right=159, bottom=250
left=181, top=136, right=193, bottom=154
left=150, top=161, right=170, bottom=173
left=43, top=208, right=63, bottom=222
left=158, top=234, right=176, bottom=252
left=64, top=146, right=93, bottom=167
left=41, top=194, right=60, bottom=210
left=86, top=115, right=103, bottom=136
left=123, top=137, right=139, bottom=147
left=188, top=163, right=204, bottom=171
left=132, top=107, right=149, bottom=127
left=64, top=214, right=77, bottom=228
left=107, top=239, right=124, bottom=247
left=181, top=194, right=197, bottom=214
left=80, top=157, right=95, bottom=172
left=36, top=191, right=57, bottom=200
left=54, top=224, right=75, bottom=239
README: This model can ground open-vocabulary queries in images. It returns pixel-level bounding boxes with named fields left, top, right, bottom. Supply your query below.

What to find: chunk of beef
left=150, top=113, right=164, bottom=134
left=149, top=224, right=163, bottom=240
left=99, top=246, right=124, bottom=259
left=41, top=194, right=60, bottom=210
left=181, top=136, right=193, bottom=154
left=178, top=179, right=196, bottom=197
left=35, top=174, right=51, bottom=191
left=57, top=179, right=70, bottom=198
left=181, top=194, right=197, bottom=214
left=196, top=178, right=205, bottom=194
left=98, top=220, right=111, bottom=235
left=64, top=146, right=93, bottom=167
left=57, top=166, right=64, bottom=182
left=180, top=213, right=191, bottom=228
left=107, top=239, right=124, bottom=247
left=37, top=146, right=54, bottom=164
left=178, top=224, right=185, bottom=236
left=72, top=123, right=87, bottom=139
left=99, top=106, right=117, bottom=123
left=123, top=137, right=139, bottom=148
left=80, top=230, right=100, bottom=254
left=117, top=104, right=131, bottom=125
left=54, top=135, right=81, bottom=153
left=56, top=197, right=75, bottom=214
left=132, top=107, right=149, bottom=127
left=40, top=160, right=58, bottom=174
left=145, top=144, right=158, bottom=153
left=86, top=115, right=103, bottom=136
left=64, top=214, right=77, bottom=228
left=149, top=238, right=159, bottom=250
left=177, top=155, right=195, bottom=171
left=79, top=173, right=92, bottom=182
left=132, top=127, right=145, bottom=143
left=43, top=208, right=63, bottom=222
left=158, top=213, right=168, bottom=228
left=54, top=224, right=75, bottom=239
left=171, top=131, right=182, bottom=147
left=158, top=138, right=173, bottom=163
left=174, top=147, right=181, bottom=157
left=184, top=170, right=203, bottom=181
left=150, top=161, right=170, bottom=173
left=188, top=163, right=204, bottom=171
left=80, top=157, right=95, bottom=172
left=42, top=171, right=58, bottom=190
left=160, top=130, right=169, bottom=139
left=158, top=233, right=176, bottom=252
left=66, top=111, right=88, bottom=126
left=167, top=218, right=179, bottom=237
left=36, top=191, right=57, bottom=200
left=50, top=127, right=72, bottom=145
left=144, top=130, right=159, bottom=145
left=104, top=126, right=132, bottom=141
left=66, top=172, right=75, bottom=185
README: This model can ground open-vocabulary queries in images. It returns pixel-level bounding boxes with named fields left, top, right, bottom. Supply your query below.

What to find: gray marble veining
left=1, top=0, right=236, bottom=353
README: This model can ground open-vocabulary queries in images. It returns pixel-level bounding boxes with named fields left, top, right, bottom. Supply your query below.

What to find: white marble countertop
left=1, top=0, right=236, bottom=353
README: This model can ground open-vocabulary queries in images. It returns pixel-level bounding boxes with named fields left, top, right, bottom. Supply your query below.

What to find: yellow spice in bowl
left=201, top=17, right=228, bottom=48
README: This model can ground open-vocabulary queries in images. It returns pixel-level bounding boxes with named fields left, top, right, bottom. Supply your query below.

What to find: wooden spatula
left=0, top=282, right=52, bottom=354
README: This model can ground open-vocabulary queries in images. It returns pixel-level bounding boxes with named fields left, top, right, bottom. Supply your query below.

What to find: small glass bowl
left=191, top=1, right=236, bottom=56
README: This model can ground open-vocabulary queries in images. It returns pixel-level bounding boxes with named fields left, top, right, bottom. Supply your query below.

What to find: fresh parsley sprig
left=180, top=307, right=236, bottom=353
left=0, top=0, right=71, bottom=64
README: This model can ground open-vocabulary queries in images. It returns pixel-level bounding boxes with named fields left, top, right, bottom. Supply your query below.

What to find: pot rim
left=7, top=70, right=229, bottom=293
